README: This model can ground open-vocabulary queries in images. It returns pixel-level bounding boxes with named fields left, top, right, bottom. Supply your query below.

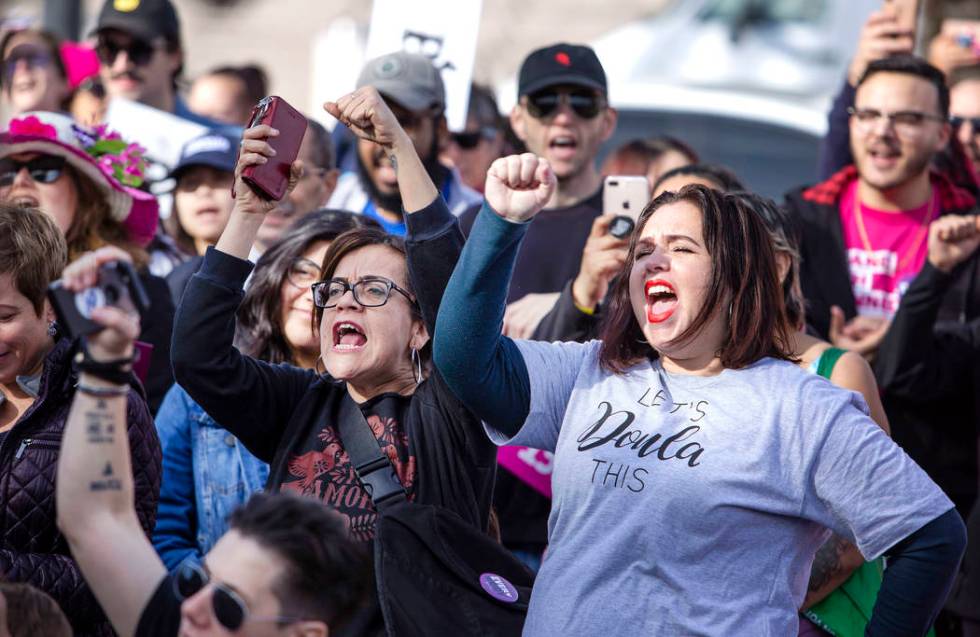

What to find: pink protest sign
left=497, top=446, right=554, bottom=498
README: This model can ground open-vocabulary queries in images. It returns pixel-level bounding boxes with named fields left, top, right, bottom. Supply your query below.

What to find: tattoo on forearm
left=89, top=461, right=122, bottom=492
left=808, top=534, right=850, bottom=593
left=83, top=409, right=117, bottom=445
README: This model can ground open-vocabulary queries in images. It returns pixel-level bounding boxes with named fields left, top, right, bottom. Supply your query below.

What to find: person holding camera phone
left=0, top=203, right=160, bottom=636
left=163, top=87, right=497, bottom=633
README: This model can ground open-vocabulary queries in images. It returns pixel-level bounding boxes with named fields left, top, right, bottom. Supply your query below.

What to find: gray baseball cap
left=356, top=52, right=445, bottom=113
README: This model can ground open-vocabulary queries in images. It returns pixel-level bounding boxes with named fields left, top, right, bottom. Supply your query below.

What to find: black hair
left=228, top=492, right=369, bottom=629
left=208, top=64, right=268, bottom=107
left=652, top=163, right=745, bottom=194
left=236, top=209, right=379, bottom=365
left=857, top=55, right=950, bottom=118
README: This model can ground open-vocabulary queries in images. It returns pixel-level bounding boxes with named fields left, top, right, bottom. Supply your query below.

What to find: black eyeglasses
left=0, top=155, right=66, bottom=187
left=451, top=126, right=497, bottom=149
left=951, top=116, right=980, bottom=133
left=525, top=89, right=604, bottom=120
left=312, top=277, right=416, bottom=309
left=173, top=560, right=302, bottom=631
left=95, top=36, right=161, bottom=67
left=848, top=106, right=946, bottom=136
left=286, top=258, right=321, bottom=289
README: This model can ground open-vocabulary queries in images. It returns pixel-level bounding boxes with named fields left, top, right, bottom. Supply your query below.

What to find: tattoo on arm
left=808, top=534, right=850, bottom=593
left=84, top=408, right=117, bottom=445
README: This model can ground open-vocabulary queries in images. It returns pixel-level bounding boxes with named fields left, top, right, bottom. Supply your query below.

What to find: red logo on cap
left=555, top=52, right=571, bottom=67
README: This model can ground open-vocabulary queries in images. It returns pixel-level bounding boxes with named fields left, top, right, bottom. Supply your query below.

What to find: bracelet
left=76, top=382, right=129, bottom=398
left=75, top=344, right=136, bottom=386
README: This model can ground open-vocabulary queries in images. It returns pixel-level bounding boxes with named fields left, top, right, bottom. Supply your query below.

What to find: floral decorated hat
left=0, top=112, right=159, bottom=246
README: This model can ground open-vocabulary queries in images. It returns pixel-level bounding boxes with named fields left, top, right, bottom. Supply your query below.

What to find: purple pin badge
left=479, top=573, right=519, bottom=603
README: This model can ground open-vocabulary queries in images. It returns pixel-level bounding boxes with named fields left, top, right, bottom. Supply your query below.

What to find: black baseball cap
left=94, top=0, right=181, bottom=42
left=518, top=43, right=607, bottom=97
left=169, top=130, right=239, bottom=181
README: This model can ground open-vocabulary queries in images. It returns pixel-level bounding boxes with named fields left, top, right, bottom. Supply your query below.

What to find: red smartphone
left=241, top=96, right=307, bottom=201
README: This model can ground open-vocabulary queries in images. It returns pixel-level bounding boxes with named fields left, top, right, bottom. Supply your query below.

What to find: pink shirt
left=839, top=180, right=938, bottom=319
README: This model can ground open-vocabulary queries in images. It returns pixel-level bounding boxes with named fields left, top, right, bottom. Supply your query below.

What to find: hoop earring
left=315, top=357, right=326, bottom=376
left=411, top=348, right=423, bottom=385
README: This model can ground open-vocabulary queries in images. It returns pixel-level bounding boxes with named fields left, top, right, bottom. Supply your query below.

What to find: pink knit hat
left=0, top=112, right=158, bottom=246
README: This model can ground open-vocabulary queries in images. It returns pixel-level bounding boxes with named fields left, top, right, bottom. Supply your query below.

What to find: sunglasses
left=173, top=560, right=302, bottom=631
left=952, top=116, right=980, bottom=133
left=0, top=155, right=66, bottom=187
left=451, top=126, right=497, bottom=149
left=2, top=46, right=53, bottom=82
left=95, top=36, right=161, bottom=67
left=525, top=89, right=603, bottom=120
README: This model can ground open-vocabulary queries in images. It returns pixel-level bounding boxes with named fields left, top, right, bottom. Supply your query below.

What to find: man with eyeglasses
left=92, top=0, right=220, bottom=128
left=326, top=51, right=481, bottom=236
left=950, top=65, right=980, bottom=177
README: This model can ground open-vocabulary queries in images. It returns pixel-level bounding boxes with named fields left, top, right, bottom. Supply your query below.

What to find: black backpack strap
left=337, top=393, right=407, bottom=509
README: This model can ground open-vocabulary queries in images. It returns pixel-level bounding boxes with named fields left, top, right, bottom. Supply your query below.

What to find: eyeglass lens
left=527, top=90, right=601, bottom=119
left=174, top=562, right=247, bottom=631
left=96, top=37, right=156, bottom=66
left=0, top=156, right=66, bottom=187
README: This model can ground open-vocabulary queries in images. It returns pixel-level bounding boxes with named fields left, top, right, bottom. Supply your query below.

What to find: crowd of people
left=1, top=0, right=980, bottom=635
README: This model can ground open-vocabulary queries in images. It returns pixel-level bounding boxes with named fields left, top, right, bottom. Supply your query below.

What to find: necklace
left=853, top=187, right=936, bottom=274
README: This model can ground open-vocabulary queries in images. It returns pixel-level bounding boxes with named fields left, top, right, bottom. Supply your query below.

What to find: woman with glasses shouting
left=152, top=209, right=376, bottom=574
left=52, top=86, right=498, bottom=637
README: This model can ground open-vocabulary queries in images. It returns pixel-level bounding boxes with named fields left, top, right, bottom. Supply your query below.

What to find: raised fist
left=484, top=153, right=556, bottom=223
left=324, top=87, right=409, bottom=151
left=927, top=214, right=980, bottom=274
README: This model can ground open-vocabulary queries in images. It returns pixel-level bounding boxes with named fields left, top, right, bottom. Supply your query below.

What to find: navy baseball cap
left=518, top=43, right=607, bottom=97
left=169, top=131, right=238, bottom=181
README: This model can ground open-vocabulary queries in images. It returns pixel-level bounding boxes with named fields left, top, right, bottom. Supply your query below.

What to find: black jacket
left=785, top=166, right=980, bottom=512
left=139, top=271, right=175, bottom=414
left=170, top=199, right=496, bottom=534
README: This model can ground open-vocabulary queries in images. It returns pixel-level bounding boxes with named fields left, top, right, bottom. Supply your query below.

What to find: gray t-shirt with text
left=489, top=340, right=953, bottom=637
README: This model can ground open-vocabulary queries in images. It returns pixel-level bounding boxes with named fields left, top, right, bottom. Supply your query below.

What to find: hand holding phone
left=241, top=96, right=307, bottom=201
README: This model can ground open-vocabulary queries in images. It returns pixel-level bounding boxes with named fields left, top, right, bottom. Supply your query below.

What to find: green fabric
left=803, top=347, right=934, bottom=637
left=816, top=347, right=847, bottom=380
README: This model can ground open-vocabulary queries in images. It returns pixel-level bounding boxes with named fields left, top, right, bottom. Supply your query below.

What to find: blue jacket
left=152, top=383, right=268, bottom=571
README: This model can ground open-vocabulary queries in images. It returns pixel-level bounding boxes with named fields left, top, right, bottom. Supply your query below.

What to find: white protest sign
left=105, top=98, right=208, bottom=170
left=365, top=0, right=482, bottom=131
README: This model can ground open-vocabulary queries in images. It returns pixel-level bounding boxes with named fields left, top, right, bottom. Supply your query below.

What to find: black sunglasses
left=525, top=89, right=603, bottom=120
left=2, top=46, right=53, bottom=83
left=951, top=116, right=980, bottom=133
left=451, top=126, right=497, bottom=149
left=95, top=36, right=160, bottom=67
left=0, top=155, right=66, bottom=187
left=312, top=277, right=417, bottom=309
left=173, top=560, right=302, bottom=631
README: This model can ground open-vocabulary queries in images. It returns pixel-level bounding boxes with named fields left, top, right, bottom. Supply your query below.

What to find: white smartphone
left=603, top=175, right=651, bottom=222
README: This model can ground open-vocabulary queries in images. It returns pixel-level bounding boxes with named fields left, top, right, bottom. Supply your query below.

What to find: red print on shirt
left=282, top=417, right=415, bottom=542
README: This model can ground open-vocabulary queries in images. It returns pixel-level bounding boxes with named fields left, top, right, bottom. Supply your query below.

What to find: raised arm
left=875, top=215, right=980, bottom=401
left=433, top=154, right=556, bottom=435
left=56, top=247, right=167, bottom=637
left=324, top=87, right=450, bottom=334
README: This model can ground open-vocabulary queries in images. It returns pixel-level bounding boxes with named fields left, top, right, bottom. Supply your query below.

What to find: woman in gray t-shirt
left=432, top=153, right=965, bottom=637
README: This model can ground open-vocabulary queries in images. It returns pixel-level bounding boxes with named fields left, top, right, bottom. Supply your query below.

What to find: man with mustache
left=786, top=54, right=980, bottom=542
left=92, top=0, right=218, bottom=127
left=326, top=51, right=481, bottom=235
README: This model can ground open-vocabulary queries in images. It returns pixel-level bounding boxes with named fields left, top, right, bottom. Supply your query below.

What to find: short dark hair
left=0, top=582, right=72, bottom=637
left=598, top=184, right=794, bottom=373
left=208, top=64, right=268, bottom=108
left=236, top=209, right=378, bottom=364
left=0, top=203, right=68, bottom=314
left=652, top=163, right=745, bottom=194
left=857, top=55, right=950, bottom=118
left=729, top=191, right=805, bottom=330
left=228, top=492, right=369, bottom=629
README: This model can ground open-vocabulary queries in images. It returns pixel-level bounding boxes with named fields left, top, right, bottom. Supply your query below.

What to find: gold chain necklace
left=854, top=188, right=935, bottom=274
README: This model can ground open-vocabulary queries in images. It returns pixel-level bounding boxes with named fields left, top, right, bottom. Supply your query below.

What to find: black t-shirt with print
left=280, top=393, right=416, bottom=542
left=135, top=575, right=180, bottom=637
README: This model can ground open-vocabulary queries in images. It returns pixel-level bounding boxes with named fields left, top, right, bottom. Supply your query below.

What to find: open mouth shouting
left=866, top=142, right=902, bottom=170
left=645, top=279, right=677, bottom=324
left=548, top=134, right=578, bottom=161
left=332, top=320, right=368, bottom=352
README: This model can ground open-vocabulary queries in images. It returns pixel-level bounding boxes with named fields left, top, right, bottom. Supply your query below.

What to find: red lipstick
left=645, top=279, right=677, bottom=324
